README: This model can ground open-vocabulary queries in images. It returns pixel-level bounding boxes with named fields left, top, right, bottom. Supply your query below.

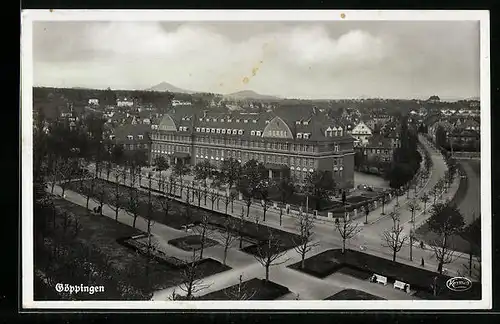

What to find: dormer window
left=211, top=128, right=215, bottom=133
left=199, top=118, right=203, bottom=121
left=222, top=129, right=226, bottom=134
left=238, top=130, right=243, bottom=135
left=196, top=127, right=200, bottom=132
left=256, top=131, right=262, bottom=136
left=206, top=118, right=210, bottom=122
left=201, top=128, right=205, bottom=132
left=220, top=119, right=225, bottom=123
left=251, top=130, right=256, bottom=136
left=127, top=135, right=133, bottom=140
left=236, top=119, right=240, bottom=123
left=227, top=119, right=232, bottom=122
left=303, top=121, right=309, bottom=125
left=212, top=118, right=217, bottom=122
left=297, top=133, right=303, bottom=139
left=232, top=129, right=237, bottom=135
left=252, top=120, right=257, bottom=123
left=109, top=135, right=115, bottom=140
left=296, top=121, right=301, bottom=125
left=244, top=119, right=248, bottom=123
left=265, top=120, right=270, bottom=124
left=138, top=135, right=144, bottom=140
left=216, top=128, right=221, bottom=134
left=303, top=133, right=309, bottom=139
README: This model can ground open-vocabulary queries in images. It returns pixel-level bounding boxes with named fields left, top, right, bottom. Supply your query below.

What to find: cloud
left=32, top=21, right=479, bottom=99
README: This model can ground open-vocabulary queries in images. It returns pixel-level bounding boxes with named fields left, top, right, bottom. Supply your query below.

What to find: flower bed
left=198, top=278, right=290, bottom=300
left=325, top=289, right=385, bottom=300
left=168, top=235, right=219, bottom=252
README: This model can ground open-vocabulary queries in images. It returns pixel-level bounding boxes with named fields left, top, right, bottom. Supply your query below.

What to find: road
left=457, top=160, right=481, bottom=224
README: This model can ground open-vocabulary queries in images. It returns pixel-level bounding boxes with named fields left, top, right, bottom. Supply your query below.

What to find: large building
left=150, top=106, right=355, bottom=189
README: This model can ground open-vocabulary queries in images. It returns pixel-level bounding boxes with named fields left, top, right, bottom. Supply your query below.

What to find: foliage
left=305, top=170, right=336, bottom=210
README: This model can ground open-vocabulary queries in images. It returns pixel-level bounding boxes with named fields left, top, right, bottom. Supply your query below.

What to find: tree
left=420, top=193, right=430, bottom=214
left=429, top=187, right=439, bottom=206
left=92, top=182, right=107, bottom=216
left=426, top=203, right=465, bottom=274
left=104, top=159, right=113, bottom=181
left=178, top=249, right=211, bottom=299
left=219, top=158, right=241, bottom=191
left=172, top=160, right=191, bottom=197
left=110, top=167, right=123, bottom=222
left=381, top=193, right=388, bottom=215
left=193, top=212, right=211, bottom=259
left=407, top=198, right=421, bottom=223
left=224, top=274, right=256, bottom=300
left=218, top=217, right=238, bottom=266
left=460, top=215, right=481, bottom=279
left=58, top=158, right=78, bottom=197
left=257, top=180, right=272, bottom=222
left=238, top=160, right=268, bottom=220
left=193, top=160, right=214, bottom=189
left=153, top=156, right=169, bottom=192
left=293, top=210, right=319, bottom=269
left=238, top=206, right=246, bottom=249
left=155, top=194, right=174, bottom=221
left=335, top=213, right=362, bottom=254
left=253, top=229, right=290, bottom=282
left=127, top=187, right=141, bottom=228
left=364, top=204, right=370, bottom=224
left=275, top=177, right=295, bottom=224
left=209, top=190, right=219, bottom=210
left=381, top=210, right=408, bottom=262
left=305, top=170, right=336, bottom=211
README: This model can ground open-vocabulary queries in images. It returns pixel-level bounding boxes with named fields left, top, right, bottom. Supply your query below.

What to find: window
left=334, top=144, right=339, bottom=152
left=201, top=128, right=205, bottom=132
left=244, top=119, right=248, bottom=123
left=256, top=131, right=261, bottom=136
left=138, top=135, right=144, bottom=140
left=196, top=127, right=200, bottom=132
left=199, top=118, right=203, bottom=121
left=303, top=121, right=309, bottom=125
left=127, top=135, right=133, bottom=140
left=265, top=120, right=270, bottom=124
left=212, top=118, right=217, bottom=122
left=206, top=118, right=210, bottom=122
left=216, top=128, right=221, bottom=134
left=253, top=120, right=257, bottom=123
left=220, top=119, right=225, bottom=122
left=238, top=130, right=243, bottom=135
left=227, top=119, right=232, bottom=122
left=236, top=119, right=240, bottom=123
left=290, top=157, right=294, bottom=165
left=222, top=129, right=226, bottom=134
left=232, top=129, right=237, bottom=135
left=297, top=133, right=303, bottom=139
left=303, top=133, right=309, bottom=139
left=309, top=159, right=313, bottom=167
left=251, top=130, right=255, bottom=136
left=296, top=121, right=301, bottom=125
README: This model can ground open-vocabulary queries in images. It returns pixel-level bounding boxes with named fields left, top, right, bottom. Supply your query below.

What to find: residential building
left=108, top=124, right=152, bottom=163
left=88, top=98, right=99, bottom=106
left=351, top=121, right=373, bottom=147
left=150, top=106, right=355, bottom=189
left=116, top=97, right=134, bottom=107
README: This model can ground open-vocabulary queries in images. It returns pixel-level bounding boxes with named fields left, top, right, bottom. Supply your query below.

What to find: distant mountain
left=146, top=82, right=196, bottom=94
left=224, top=90, right=280, bottom=101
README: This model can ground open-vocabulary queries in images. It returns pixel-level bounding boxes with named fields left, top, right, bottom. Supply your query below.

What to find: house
left=172, top=100, right=192, bottom=107
left=116, top=97, right=134, bottom=107
left=88, top=98, right=99, bottom=106
left=363, top=135, right=396, bottom=164
left=108, top=124, right=152, bottom=164
left=351, top=121, right=373, bottom=147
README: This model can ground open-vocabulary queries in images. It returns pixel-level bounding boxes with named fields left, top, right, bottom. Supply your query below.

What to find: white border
left=21, top=10, right=491, bottom=310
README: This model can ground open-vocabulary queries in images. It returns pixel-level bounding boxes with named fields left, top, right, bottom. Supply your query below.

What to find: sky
left=32, top=20, right=480, bottom=100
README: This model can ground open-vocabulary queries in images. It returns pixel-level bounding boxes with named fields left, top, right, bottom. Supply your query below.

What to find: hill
left=224, top=90, right=280, bottom=101
left=146, top=82, right=196, bottom=94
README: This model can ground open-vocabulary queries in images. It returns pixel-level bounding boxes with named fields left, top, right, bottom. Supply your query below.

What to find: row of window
left=152, top=143, right=190, bottom=153
left=198, top=117, right=258, bottom=124
left=196, top=127, right=244, bottom=135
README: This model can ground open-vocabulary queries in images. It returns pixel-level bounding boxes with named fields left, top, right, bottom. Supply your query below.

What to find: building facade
left=150, top=107, right=356, bottom=188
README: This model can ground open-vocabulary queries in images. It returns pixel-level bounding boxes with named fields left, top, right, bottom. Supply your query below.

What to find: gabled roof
left=365, top=135, right=393, bottom=149
left=112, top=124, right=151, bottom=144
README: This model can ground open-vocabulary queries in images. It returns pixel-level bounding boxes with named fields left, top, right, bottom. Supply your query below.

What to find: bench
left=394, top=280, right=410, bottom=293
left=371, top=274, right=388, bottom=285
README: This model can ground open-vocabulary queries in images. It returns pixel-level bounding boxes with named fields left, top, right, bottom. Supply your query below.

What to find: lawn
left=66, top=179, right=301, bottom=256
left=325, top=289, right=386, bottom=300
left=34, top=197, right=230, bottom=300
left=288, top=249, right=481, bottom=300
left=168, top=235, right=219, bottom=252
left=198, top=278, right=290, bottom=300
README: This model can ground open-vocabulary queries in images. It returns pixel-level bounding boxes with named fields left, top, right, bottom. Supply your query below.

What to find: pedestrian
left=420, top=240, right=424, bottom=249
left=421, top=257, right=425, bottom=267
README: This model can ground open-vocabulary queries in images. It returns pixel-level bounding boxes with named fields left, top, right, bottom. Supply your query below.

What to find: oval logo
left=446, top=277, right=472, bottom=292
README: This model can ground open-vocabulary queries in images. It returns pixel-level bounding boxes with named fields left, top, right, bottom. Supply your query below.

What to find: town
left=32, top=85, right=481, bottom=301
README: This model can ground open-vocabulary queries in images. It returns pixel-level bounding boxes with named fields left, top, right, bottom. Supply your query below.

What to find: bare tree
left=217, top=217, right=238, bottom=266
left=224, top=274, right=256, bottom=300
left=420, top=193, right=430, bottom=215
left=59, top=158, right=78, bottom=197
left=426, top=203, right=464, bottom=274
left=183, top=195, right=194, bottom=232
left=209, top=190, right=218, bottom=210
left=293, top=210, right=319, bottom=269
left=110, top=168, right=123, bottom=222
left=407, top=198, right=421, bottom=223
left=127, top=187, right=141, bottom=228
left=193, top=212, right=212, bottom=259
left=335, top=213, right=362, bottom=254
left=381, top=210, right=408, bottom=262
left=178, top=249, right=212, bottom=299
left=92, top=182, right=107, bottom=216
left=238, top=206, right=247, bottom=249
left=155, top=195, right=174, bottom=221
left=253, top=229, right=290, bottom=282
